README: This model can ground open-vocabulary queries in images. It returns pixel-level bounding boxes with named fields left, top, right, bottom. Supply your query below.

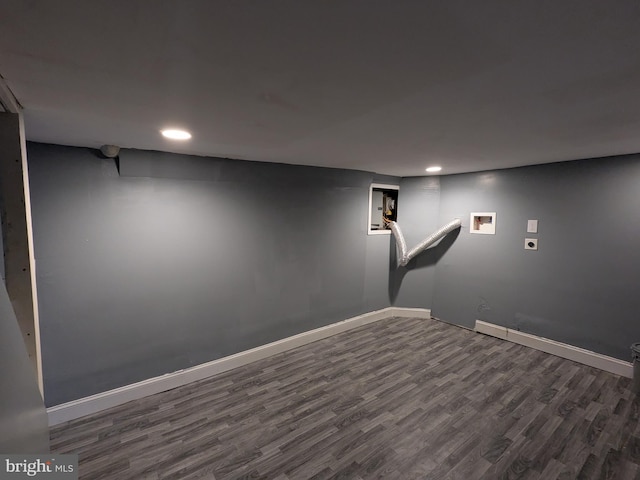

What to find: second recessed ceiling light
left=161, top=129, right=192, bottom=140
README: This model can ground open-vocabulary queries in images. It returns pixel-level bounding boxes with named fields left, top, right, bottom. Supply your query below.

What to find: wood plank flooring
left=50, top=317, right=640, bottom=479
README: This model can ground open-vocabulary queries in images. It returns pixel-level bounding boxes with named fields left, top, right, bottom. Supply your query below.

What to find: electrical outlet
left=525, top=238, right=538, bottom=250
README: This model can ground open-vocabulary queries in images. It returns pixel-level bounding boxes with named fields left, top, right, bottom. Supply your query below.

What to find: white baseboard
left=391, top=307, right=431, bottom=319
left=47, top=307, right=431, bottom=426
left=475, top=320, right=633, bottom=379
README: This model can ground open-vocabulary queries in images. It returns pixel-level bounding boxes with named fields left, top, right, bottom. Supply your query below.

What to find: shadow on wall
left=387, top=228, right=460, bottom=304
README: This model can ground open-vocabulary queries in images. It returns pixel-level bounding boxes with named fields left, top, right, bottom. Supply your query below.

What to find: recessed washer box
left=470, top=212, right=496, bottom=235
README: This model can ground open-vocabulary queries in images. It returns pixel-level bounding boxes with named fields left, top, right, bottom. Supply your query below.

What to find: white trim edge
left=475, top=320, right=633, bottom=379
left=20, top=113, right=44, bottom=396
left=47, top=307, right=431, bottom=426
left=0, top=77, right=22, bottom=113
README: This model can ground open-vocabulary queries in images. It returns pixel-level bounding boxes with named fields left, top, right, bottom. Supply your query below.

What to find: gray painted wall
left=29, top=140, right=640, bottom=407
left=428, top=156, right=640, bottom=361
left=27, top=143, right=398, bottom=406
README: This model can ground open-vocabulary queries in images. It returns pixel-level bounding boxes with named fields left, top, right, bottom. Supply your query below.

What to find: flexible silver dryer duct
left=389, top=218, right=461, bottom=267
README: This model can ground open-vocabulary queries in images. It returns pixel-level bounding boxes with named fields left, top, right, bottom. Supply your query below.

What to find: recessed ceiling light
left=161, top=129, right=192, bottom=140
left=426, top=166, right=442, bottom=173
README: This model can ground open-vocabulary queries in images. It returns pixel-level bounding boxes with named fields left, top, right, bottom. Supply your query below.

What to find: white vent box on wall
left=470, top=212, right=496, bottom=235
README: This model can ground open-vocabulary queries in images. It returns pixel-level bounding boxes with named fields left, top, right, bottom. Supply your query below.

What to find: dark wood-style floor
left=51, top=317, right=640, bottom=480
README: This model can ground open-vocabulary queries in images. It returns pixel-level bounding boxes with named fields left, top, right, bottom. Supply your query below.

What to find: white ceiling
left=1, top=0, right=640, bottom=177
